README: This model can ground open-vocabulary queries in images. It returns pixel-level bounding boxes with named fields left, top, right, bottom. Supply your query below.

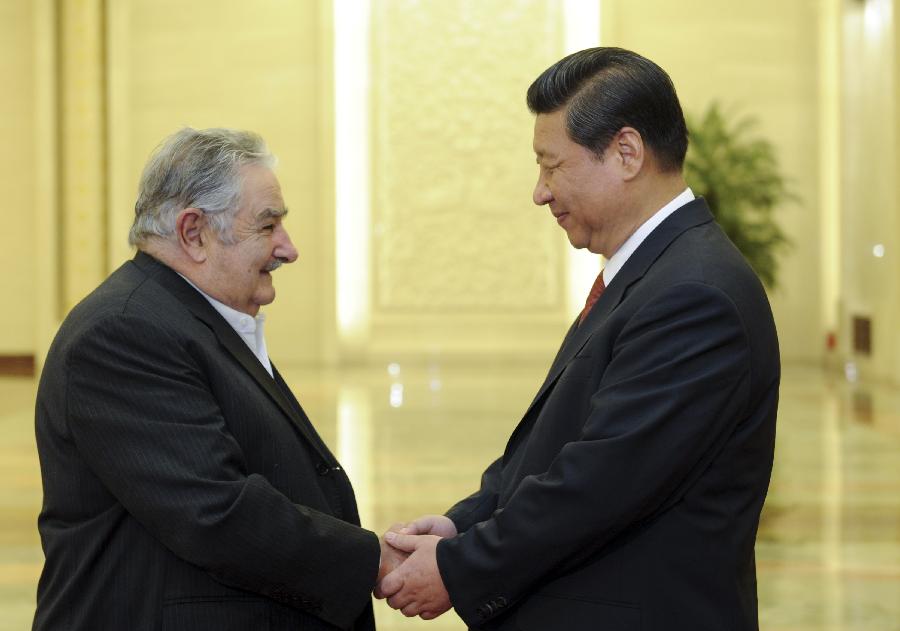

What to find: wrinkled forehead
left=238, top=165, right=286, bottom=211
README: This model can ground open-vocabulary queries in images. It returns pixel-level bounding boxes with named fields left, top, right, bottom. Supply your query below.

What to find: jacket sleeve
left=446, top=319, right=581, bottom=533
left=65, top=314, right=379, bottom=630
left=445, top=456, right=503, bottom=532
left=436, top=281, right=754, bottom=627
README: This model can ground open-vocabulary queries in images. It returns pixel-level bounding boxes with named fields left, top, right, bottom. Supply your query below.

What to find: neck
left=140, top=239, right=199, bottom=283
left=604, top=172, right=687, bottom=257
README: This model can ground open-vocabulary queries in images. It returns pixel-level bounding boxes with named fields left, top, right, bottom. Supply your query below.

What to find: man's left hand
left=381, top=532, right=451, bottom=619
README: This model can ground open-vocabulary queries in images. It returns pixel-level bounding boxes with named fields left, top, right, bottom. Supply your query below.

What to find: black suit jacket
left=436, top=199, right=780, bottom=631
left=34, top=252, right=379, bottom=631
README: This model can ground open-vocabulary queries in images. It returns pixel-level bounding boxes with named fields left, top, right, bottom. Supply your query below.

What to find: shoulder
left=648, top=220, right=769, bottom=308
left=48, top=260, right=195, bottom=361
left=630, top=222, right=780, bottom=380
left=610, top=220, right=776, bottom=351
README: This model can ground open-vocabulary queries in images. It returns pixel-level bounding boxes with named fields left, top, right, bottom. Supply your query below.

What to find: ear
left=175, top=208, right=209, bottom=263
left=614, top=127, right=644, bottom=180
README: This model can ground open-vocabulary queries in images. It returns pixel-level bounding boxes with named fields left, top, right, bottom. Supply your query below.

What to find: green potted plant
left=684, top=103, right=794, bottom=289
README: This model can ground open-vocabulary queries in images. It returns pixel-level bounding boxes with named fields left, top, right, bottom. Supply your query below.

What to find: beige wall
left=106, top=0, right=330, bottom=364
left=5, top=0, right=900, bottom=380
left=0, top=0, right=36, bottom=354
left=840, top=0, right=899, bottom=383
left=59, top=0, right=108, bottom=309
left=602, top=0, right=825, bottom=364
left=20, top=0, right=333, bottom=365
left=896, top=0, right=900, bottom=381
left=363, top=0, right=570, bottom=360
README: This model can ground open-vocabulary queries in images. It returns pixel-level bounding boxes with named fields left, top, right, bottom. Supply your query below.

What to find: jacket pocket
left=515, top=593, right=641, bottom=631
left=162, top=596, right=270, bottom=631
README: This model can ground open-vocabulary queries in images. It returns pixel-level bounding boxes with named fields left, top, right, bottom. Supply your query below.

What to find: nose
left=533, top=175, right=553, bottom=206
left=274, top=225, right=299, bottom=263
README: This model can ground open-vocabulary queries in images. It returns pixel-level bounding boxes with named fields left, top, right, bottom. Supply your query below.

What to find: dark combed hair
left=526, top=47, right=688, bottom=172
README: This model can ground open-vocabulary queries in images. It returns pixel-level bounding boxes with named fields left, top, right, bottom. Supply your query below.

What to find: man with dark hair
left=34, top=128, right=404, bottom=631
left=525, top=46, right=689, bottom=173
left=379, top=47, right=779, bottom=631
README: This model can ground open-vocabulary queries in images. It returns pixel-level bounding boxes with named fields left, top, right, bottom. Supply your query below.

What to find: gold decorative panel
left=59, top=0, right=107, bottom=311
left=0, top=0, right=37, bottom=353
left=371, top=0, right=564, bottom=312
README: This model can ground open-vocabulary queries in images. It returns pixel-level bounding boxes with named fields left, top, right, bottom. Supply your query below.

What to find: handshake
left=374, top=514, right=458, bottom=620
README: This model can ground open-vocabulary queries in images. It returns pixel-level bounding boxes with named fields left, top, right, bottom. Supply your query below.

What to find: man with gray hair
left=34, top=128, right=397, bottom=631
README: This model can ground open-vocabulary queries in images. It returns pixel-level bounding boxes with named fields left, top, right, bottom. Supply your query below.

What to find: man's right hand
left=375, top=523, right=410, bottom=598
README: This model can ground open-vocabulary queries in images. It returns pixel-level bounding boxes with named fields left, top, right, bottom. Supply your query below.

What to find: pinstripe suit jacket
left=34, top=251, right=379, bottom=631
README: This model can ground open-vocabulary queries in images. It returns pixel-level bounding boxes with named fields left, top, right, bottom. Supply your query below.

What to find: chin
left=566, top=235, right=589, bottom=250
left=254, top=291, right=276, bottom=307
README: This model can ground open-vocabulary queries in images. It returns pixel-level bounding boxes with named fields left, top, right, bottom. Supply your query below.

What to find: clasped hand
left=374, top=515, right=457, bottom=619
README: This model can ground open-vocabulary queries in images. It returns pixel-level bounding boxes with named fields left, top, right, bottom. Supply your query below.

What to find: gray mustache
left=264, top=258, right=285, bottom=273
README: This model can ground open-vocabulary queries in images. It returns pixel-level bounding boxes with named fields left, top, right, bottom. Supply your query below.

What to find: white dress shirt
left=178, top=274, right=273, bottom=378
left=602, top=187, right=695, bottom=287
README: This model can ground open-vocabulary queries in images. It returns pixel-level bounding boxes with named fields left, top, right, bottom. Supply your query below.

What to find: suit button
left=316, top=461, right=331, bottom=475
left=495, top=597, right=508, bottom=609
left=476, top=603, right=494, bottom=618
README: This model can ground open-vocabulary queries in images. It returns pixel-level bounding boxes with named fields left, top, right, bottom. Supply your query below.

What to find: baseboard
left=0, top=355, right=35, bottom=376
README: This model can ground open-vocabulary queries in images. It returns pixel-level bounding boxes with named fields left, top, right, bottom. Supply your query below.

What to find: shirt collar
left=603, top=187, right=694, bottom=286
left=176, top=273, right=273, bottom=377
left=175, top=273, right=265, bottom=334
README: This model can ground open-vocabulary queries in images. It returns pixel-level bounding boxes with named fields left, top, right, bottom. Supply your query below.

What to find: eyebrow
left=257, top=207, right=289, bottom=221
left=535, top=154, right=560, bottom=166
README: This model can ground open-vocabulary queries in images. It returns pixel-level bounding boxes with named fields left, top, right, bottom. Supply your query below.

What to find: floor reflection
left=2, top=363, right=898, bottom=630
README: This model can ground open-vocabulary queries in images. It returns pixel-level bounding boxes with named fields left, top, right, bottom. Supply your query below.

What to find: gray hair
left=129, top=127, right=276, bottom=246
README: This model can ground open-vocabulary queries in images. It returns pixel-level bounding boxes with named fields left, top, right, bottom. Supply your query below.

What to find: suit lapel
left=132, top=251, right=333, bottom=461
left=271, top=365, right=337, bottom=459
left=521, top=198, right=716, bottom=419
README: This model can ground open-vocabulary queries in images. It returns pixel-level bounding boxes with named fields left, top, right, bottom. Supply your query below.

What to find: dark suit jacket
left=436, top=198, right=780, bottom=631
left=34, top=251, right=380, bottom=631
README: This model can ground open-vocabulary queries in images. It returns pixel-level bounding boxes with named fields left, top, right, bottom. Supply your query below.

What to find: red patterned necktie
left=579, top=270, right=606, bottom=325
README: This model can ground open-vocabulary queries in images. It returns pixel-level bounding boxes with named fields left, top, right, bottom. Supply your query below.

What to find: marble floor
left=2, top=362, right=899, bottom=630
